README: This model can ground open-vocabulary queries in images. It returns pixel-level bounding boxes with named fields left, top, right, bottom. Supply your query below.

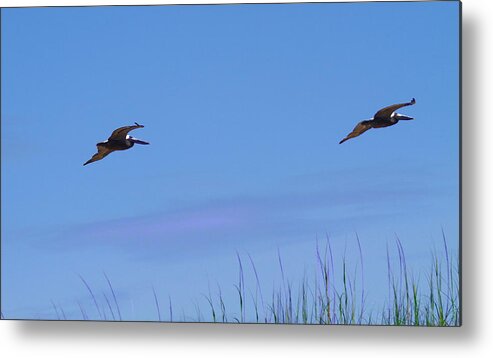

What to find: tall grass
left=381, top=235, right=460, bottom=326
left=6, top=235, right=459, bottom=325
left=198, top=235, right=459, bottom=325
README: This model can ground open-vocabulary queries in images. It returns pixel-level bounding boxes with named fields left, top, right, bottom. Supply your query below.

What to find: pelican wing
left=339, top=120, right=372, bottom=144
left=108, top=122, right=144, bottom=141
left=373, top=98, right=416, bottom=120
left=83, top=143, right=113, bottom=166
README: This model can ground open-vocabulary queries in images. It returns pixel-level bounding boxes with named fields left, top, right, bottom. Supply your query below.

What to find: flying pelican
left=339, top=98, right=416, bottom=144
left=83, top=122, right=149, bottom=166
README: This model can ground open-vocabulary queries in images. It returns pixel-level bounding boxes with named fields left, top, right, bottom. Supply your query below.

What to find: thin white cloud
left=38, top=182, right=443, bottom=258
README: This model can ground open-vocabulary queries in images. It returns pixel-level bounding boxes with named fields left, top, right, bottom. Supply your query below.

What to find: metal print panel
left=1, top=0, right=461, bottom=325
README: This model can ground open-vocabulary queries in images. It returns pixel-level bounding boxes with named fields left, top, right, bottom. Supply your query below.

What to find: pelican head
left=394, top=113, right=414, bottom=121
left=126, top=135, right=150, bottom=145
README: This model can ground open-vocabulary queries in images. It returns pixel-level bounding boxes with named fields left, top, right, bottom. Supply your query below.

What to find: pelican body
left=84, top=122, right=149, bottom=166
left=339, top=98, right=416, bottom=144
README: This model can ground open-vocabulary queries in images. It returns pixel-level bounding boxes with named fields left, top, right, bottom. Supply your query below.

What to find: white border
left=1, top=0, right=436, bottom=7
left=2, top=1, right=493, bottom=357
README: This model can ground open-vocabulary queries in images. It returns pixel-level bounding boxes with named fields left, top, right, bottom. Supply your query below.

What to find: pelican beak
left=132, top=138, right=150, bottom=145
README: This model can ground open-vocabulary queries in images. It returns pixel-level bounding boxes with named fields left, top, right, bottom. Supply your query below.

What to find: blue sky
left=1, top=1, right=459, bottom=321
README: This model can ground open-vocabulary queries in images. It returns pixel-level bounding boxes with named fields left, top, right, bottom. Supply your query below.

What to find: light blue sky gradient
left=1, top=1, right=459, bottom=321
